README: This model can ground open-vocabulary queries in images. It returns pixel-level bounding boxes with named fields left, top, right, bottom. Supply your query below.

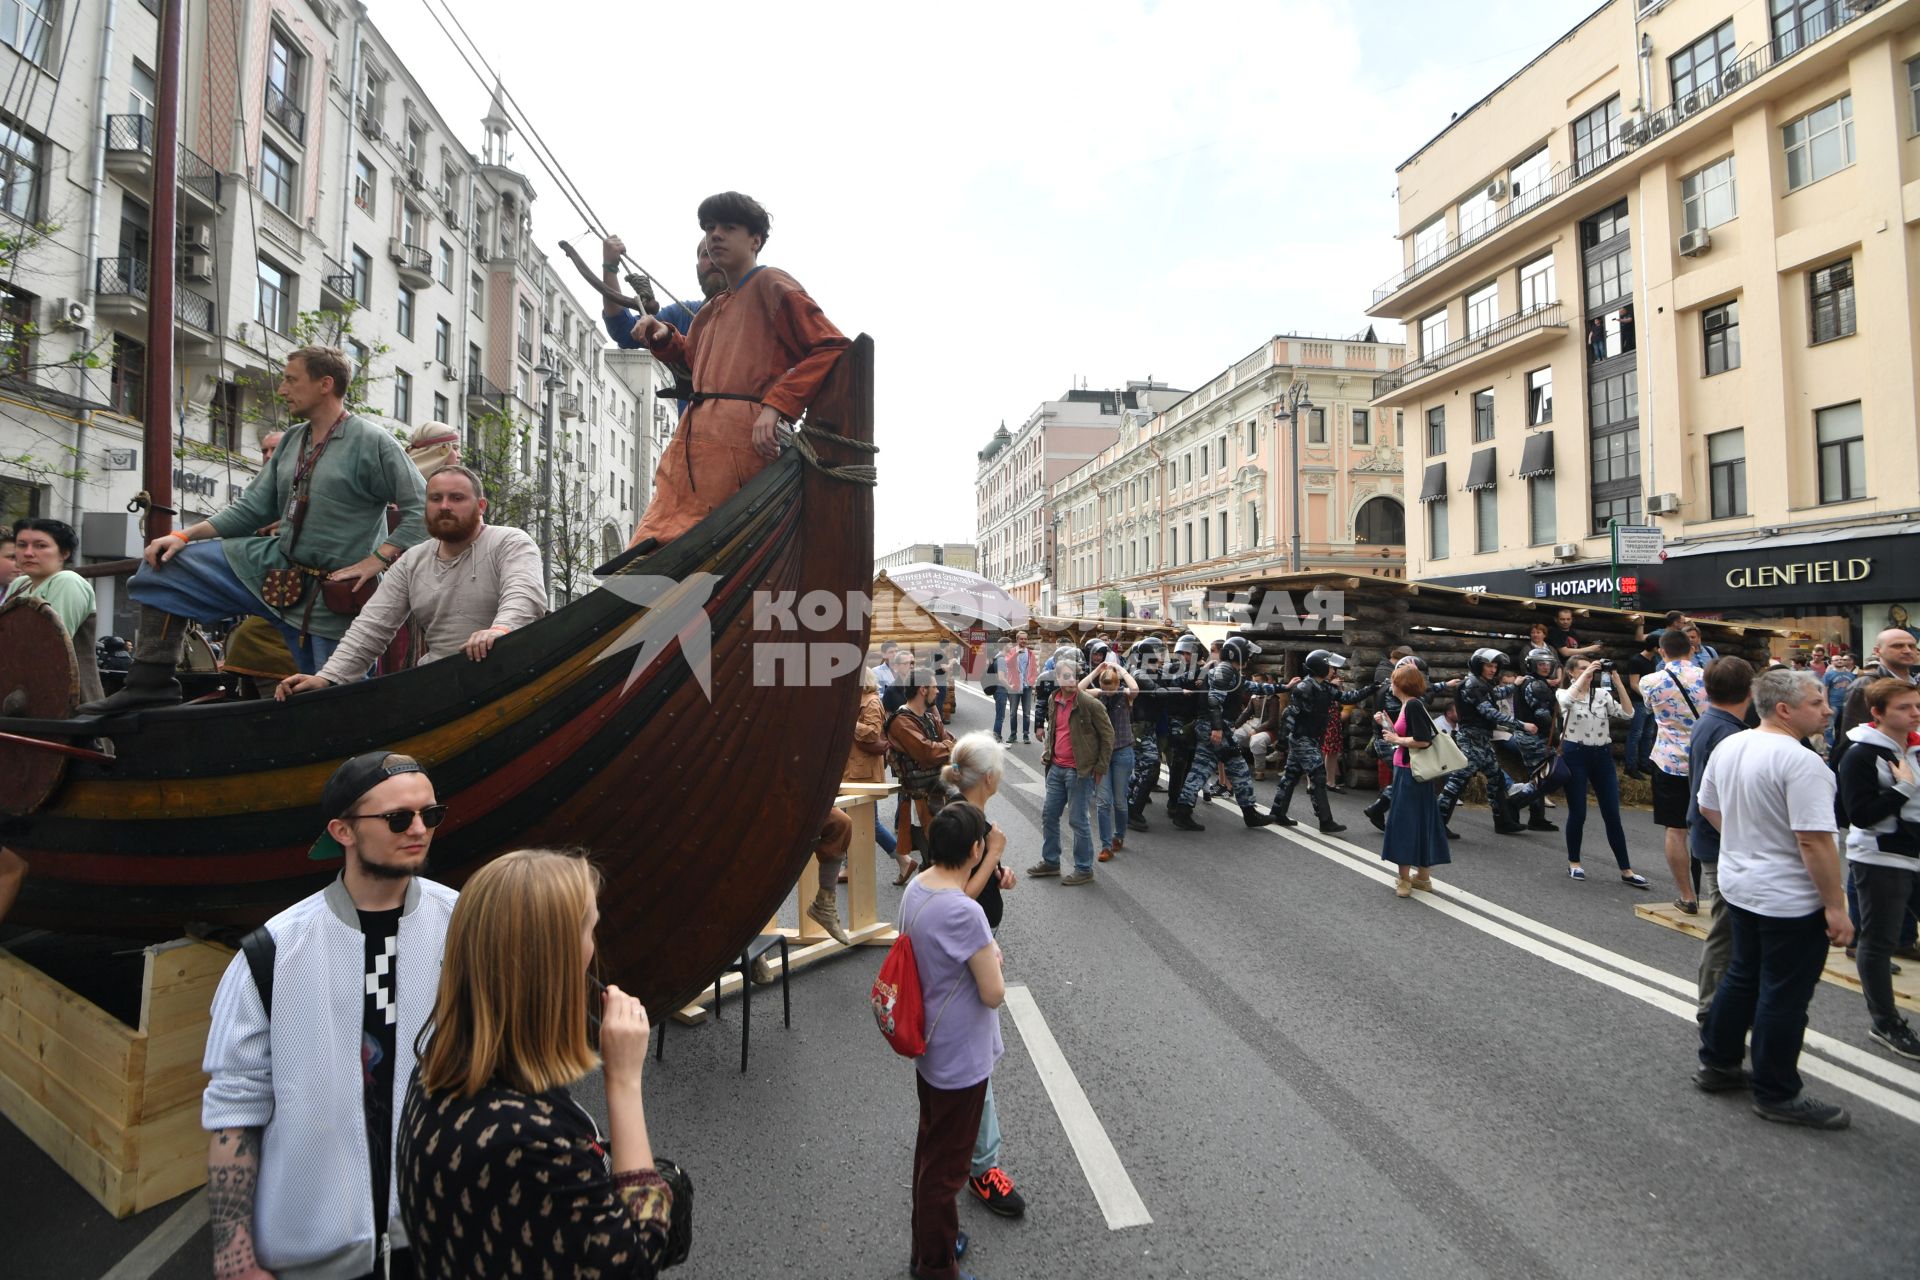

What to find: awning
left=1418, top=461, right=1447, bottom=503
left=1465, top=448, right=1497, bottom=491
left=1518, top=431, right=1554, bottom=478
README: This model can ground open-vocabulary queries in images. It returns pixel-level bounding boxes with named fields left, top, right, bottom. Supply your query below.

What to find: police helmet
left=1524, top=646, right=1560, bottom=677
left=1085, top=638, right=1112, bottom=668
left=1221, top=636, right=1259, bottom=666
left=1470, top=647, right=1512, bottom=674
left=1126, top=637, right=1166, bottom=669
left=1304, top=649, right=1347, bottom=679
left=1393, top=654, right=1429, bottom=675
left=1172, top=633, right=1206, bottom=658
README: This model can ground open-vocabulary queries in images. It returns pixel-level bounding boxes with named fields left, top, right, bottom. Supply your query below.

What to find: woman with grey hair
left=938, top=731, right=1027, bottom=1219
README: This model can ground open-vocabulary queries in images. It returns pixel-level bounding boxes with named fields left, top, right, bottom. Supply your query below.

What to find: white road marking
left=99, top=1190, right=208, bottom=1280
left=1003, top=984, right=1153, bottom=1231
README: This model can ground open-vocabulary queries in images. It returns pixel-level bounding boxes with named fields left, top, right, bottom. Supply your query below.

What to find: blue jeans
left=1700, top=902, right=1830, bottom=1105
left=875, top=810, right=897, bottom=857
left=1624, top=704, right=1653, bottom=771
left=1561, top=742, right=1631, bottom=870
left=1097, top=745, right=1136, bottom=846
left=1041, top=764, right=1095, bottom=874
left=971, top=1079, right=1001, bottom=1177
left=128, top=541, right=340, bottom=674
left=992, top=685, right=1008, bottom=738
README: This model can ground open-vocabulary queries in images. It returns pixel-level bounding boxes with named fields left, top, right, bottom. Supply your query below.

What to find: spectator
left=1822, top=652, right=1857, bottom=747
left=399, top=849, right=680, bottom=1277
left=1029, top=654, right=1113, bottom=887
left=202, top=752, right=457, bottom=1278
left=888, top=667, right=954, bottom=884
left=984, top=640, right=1006, bottom=739
left=1685, top=624, right=1720, bottom=665
left=849, top=662, right=898, bottom=863
left=876, top=640, right=901, bottom=694
left=883, top=649, right=918, bottom=714
left=1695, top=669, right=1851, bottom=1129
left=1545, top=607, right=1604, bottom=662
left=1840, top=628, right=1919, bottom=738
left=1557, top=656, right=1645, bottom=887
left=1639, top=629, right=1707, bottom=912
left=1619, top=634, right=1660, bottom=779
left=1835, top=678, right=1920, bottom=1061
left=1375, top=662, right=1449, bottom=897
left=4, top=518, right=103, bottom=705
left=87, top=346, right=426, bottom=713
left=1687, top=656, right=1756, bottom=1022
left=1240, top=690, right=1282, bottom=780
left=276, top=466, right=546, bottom=697
left=902, top=802, right=1006, bottom=1280
left=1809, top=644, right=1830, bottom=679
left=998, top=631, right=1034, bottom=744
left=1081, top=660, right=1138, bottom=862
left=0, top=529, right=15, bottom=589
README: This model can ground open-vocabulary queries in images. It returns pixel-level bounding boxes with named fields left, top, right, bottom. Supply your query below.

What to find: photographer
left=1557, top=656, right=1647, bottom=887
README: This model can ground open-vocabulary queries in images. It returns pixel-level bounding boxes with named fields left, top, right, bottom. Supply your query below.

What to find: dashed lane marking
left=99, top=1190, right=207, bottom=1280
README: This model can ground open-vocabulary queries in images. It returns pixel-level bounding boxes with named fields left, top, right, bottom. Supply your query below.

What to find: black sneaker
left=1869, top=1021, right=1920, bottom=1061
left=1526, top=818, right=1560, bottom=832
left=1444, top=826, right=1460, bottom=840
left=968, top=1167, right=1026, bottom=1218
left=1752, top=1094, right=1850, bottom=1130
left=1363, top=802, right=1389, bottom=832
left=1127, top=812, right=1149, bottom=833
left=1692, top=1063, right=1751, bottom=1093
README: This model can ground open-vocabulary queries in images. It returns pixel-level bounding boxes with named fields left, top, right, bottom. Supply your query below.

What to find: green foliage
left=228, top=304, right=395, bottom=438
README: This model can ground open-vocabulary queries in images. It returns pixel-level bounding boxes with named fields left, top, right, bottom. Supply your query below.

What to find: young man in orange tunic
left=626, top=191, right=850, bottom=549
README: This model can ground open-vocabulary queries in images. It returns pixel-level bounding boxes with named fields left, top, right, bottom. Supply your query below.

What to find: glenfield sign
left=1725, top=557, right=1871, bottom=590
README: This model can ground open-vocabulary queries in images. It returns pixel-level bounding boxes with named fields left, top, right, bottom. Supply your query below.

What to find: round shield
left=0, top=595, right=79, bottom=815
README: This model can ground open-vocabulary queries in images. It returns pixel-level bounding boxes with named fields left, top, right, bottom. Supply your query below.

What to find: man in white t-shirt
left=1694, top=668, right=1853, bottom=1129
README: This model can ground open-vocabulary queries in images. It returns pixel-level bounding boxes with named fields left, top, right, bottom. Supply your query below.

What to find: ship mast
left=140, top=0, right=184, bottom=539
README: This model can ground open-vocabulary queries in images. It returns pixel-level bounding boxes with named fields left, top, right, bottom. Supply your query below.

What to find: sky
left=369, top=0, right=1601, bottom=552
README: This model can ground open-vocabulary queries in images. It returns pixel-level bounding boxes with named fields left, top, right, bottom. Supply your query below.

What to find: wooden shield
left=0, top=595, right=79, bottom=815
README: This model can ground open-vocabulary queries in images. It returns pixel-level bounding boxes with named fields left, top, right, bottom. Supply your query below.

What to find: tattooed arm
left=208, top=1127, right=272, bottom=1280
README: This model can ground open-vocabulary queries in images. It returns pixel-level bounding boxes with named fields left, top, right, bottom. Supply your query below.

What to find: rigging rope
left=790, top=424, right=877, bottom=487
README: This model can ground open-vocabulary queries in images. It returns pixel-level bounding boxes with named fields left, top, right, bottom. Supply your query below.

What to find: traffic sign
left=1612, top=524, right=1665, bottom=565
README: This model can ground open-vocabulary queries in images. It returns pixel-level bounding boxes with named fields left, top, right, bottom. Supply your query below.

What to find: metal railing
left=1372, top=302, right=1566, bottom=398
left=264, top=82, right=306, bottom=141
left=1370, top=2, right=1868, bottom=307
left=95, top=256, right=216, bottom=331
left=516, top=336, right=534, bottom=360
left=465, top=371, right=507, bottom=412
left=391, top=241, right=433, bottom=278
left=104, top=115, right=223, bottom=204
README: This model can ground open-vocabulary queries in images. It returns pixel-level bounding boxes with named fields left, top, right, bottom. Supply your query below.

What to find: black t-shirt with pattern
left=359, top=906, right=403, bottom=1237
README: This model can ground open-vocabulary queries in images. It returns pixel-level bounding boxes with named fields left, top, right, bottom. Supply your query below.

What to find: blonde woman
left=398, top=850, right=679, bottom=1278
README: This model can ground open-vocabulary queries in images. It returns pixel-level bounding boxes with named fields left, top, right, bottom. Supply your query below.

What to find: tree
left=0, top=217, right=117, bottom=493
left=463, top=405, right=546, bottom=547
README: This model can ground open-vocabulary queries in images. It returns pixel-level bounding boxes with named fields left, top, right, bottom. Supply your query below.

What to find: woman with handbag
left=1376, top=662, right=1453, bottom=897
left=1556, top=656, right=1650, bottom=887
left=398, top=849, right=689, bottom=1277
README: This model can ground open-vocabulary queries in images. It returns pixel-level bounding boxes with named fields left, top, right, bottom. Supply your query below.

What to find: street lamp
left=533, top=357, right=562, bottom=597
left=1274, top=381, right=1315, bottom=572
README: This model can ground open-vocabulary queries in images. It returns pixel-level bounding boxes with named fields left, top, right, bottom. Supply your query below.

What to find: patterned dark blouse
left=397, top=1076, right=673, bottom=1279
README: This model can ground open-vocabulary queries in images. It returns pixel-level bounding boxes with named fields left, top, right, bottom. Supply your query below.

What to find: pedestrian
left=985, top=640, right=1007, bottom=741
left=1834, top=678, right=1920, bottom=1060
left=1375, top=662, right=1449, bottom=897
left=398, top=850, right=680, bottom=1278
left=1638, top=629, right=1707, bottom=912
left=1839, top=627, right=1919, bottom=738
left=1000, top=631, right=1034, bottom=744
left=888, top=668, right=955, bottom=885
left=202, top=751, right=458, bottom=1279
left=938, top=735, right=1026, bottom=1219
left=884, top=648, right=918, bottom=714
left=1620, top=634, right=1660, bottom=779
left=902, top=802, right=1007, bottom=1280
left=1822, top=652, right=1856, bottom=747
left=1270, top=649, right=1373, bottom=833
left=1082, top=659, right=1139, bottom=861
left=850, top=662, right=899, bottom=865
left=1685, top=624, right=1720, bottom=666
left=1556, top=656, right=1646, bottom=887
left=1686, top=656, right=1756, bottom=1022
left=1321, top=671, right=1350, bottom=792
left=1695, top=668, right=1852, bottom=1128
left=4, top=517, right=103, bottom=705
left=1810, top=644, right=1829, bottom=679
left=877, top=640, right=901, bottom=695
left=1028, top=654, right=1112, bottom=886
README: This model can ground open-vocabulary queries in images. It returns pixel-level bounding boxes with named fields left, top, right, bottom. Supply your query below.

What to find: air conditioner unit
left=1844, top=0, right=1883, bottom=14
left=182, top=251, right=214, bottom=281
left=1703, top=308, right=1730, bottom=332
left=440, top=364, right=458, bottom=383
left=407, top=165, right=426, bottom=190
left=51, top=298, right=87, bottom=329
left=473, top=245, right=489, bottom=263
left=1648, top=493, right=1682, bottom=515
left=179, top=224, right=213, bottom=251
left=1553, top=542, right=1581, bottom=561
left=1616, top=116, right=1644, bottom=146
left=1484, top=177, right=1508, bottom=201
left=1720, top=63, right=1751, bottom=93
left=1678, top=228, right=1711, bottom=257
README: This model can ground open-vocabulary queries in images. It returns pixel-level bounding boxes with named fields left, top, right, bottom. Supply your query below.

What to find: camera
left=1597, top=659, right=1616, bottom=671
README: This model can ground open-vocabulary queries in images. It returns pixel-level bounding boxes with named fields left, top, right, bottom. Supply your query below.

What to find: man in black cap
left=201, top=752, right=458, bottom=1280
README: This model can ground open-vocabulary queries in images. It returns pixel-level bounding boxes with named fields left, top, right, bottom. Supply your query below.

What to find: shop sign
left=1725, top=558, right=1872, bottom=590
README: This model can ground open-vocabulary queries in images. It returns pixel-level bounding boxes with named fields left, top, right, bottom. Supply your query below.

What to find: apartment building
left=0, top=0, right=671, bottom=630
left=974, top=382, right=1182, bottom=615
left=1051, top=334, right=1408, bottom=622
left=874, top=541, right=978, bottom=575
left=1369, top=0, right=1920, bottom=645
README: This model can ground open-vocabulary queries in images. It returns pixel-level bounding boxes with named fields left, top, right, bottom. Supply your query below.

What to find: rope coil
left=791, top=424, right=878, bottom=486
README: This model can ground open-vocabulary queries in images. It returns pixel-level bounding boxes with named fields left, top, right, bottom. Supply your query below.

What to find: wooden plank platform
left=1635, top=901, right=1918, bottom=1012
left=0, top=937, right=228, bottom=1216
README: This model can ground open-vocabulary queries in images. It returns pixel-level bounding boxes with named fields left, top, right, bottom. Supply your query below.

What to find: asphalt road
left=9, top=680, right=1920, bottom=1279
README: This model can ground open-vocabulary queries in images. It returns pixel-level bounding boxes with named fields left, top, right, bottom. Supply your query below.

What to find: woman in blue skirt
left=1376, top=661, right=1450, bottom=897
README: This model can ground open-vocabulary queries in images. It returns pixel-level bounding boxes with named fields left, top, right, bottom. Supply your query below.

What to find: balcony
left=388, top=238, right=433, bottom=290
left=264, top=82, right=306, bottom=143
left=517, top=336, right=534, bottom=361
left=94, top=256, right=217, bottom=337
left=465, top=371, right=507, bottom=415
left=557, top=391, right=581, bottom=418
left=1372, top=302, right=1567, bottom=404
left=319, top=258, right=357, bottom=310
left=103, top=115, right=224, bottom=209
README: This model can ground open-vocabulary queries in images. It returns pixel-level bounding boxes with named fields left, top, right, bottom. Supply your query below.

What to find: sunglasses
left=345, top=804, right=449, bottom=833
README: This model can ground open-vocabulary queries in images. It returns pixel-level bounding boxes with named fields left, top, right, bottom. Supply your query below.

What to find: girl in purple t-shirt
left=900, top=802, right=1005, bottom=1280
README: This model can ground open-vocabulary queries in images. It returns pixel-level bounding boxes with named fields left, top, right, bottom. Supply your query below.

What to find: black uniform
left=1176, top=663, right=1278, bottom=810
left=1272, top=676, right=1374, bottom=824
left=1439, top=674, right=1531, bottom=831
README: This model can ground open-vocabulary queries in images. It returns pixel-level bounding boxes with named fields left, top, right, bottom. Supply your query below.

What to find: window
left=1783, top=95, right=1854, bottom=191
left=2, top=0, right=53, bottom=63
left=1245, top=420, right=1257, bottom=454
left=1592, top=494, right=1642, bottom=533
left=255, top=256, right=292, bottom=332
left=1670, top=21, right=1735, bottom=103
left=1589, top=366, right=1641, bottom=534
left=1808, top=258, right=1854, bottom=343
left=1428, top=498, right=1450, bottom=560
left=1708, top=428, right=1746, bottom=518
left=1772, top=0, right=1840, bottom=60
left=1528, top=474, right=1556, bottom=546
left=129, top=62, right=157, bottom=120
left=1216, top=435, right=1226, bottom=471
left=1200, top=517, right=1209, bottom=560
left=0, top=115, right=43, bottom=220
left=1509, top=145, right=1551, bottom=212
left=1474, top=487, right=1498, bottom=554
left=1395, top=410, right=1404, bottom=446
left=470, top=271, right=483, bottom=318
left=1351, top=408, right=1370, bottom=446
left=402, top=203, right=423, bottom=250
left=350, top=246, right=371, bottom=306
left=1465, top=281, right=1498, bottom=337
left=1307, top=407, right=1326, bottom=444
left=1472, top=389, right=1495, bottom=443
left=1419, top=308, right=1448, bottom=358
left=432, top=392, right=449, bottom=424
left=1910, top=58, right=1919, bottom=134
left=1246, top=501, right=1260, bottom=547
left=1703, top=301, right=1740, bottom=375
left=1572, top=96, right=1621, bottom=177
left=1518, top=255, right=1555, bottom=313
left=394, top=370, right=412, bottom=424
left=110, top=334, right=145, bottom=416
left=349, top=340, right=370, bottom=383
left=1677, top=166, right=1741, bottom=248
left=397, top=287, right=415, bottom=339
left=265, top=28, right=305, bottom=140
left=1425, top=406, right=1445, bottom=456
left=354, top=154, right=375, bottom=214
left=434, top=315, right=451, bottom=365
left=437, top=239, right=453, bottom=288
left=405, top=121, right=424, bottom=170
left=1815, top=402, right=1864, bottom=504
left=259, top=140, right=295, bottom=214
left=1458, top=185, right=1496, bottom=244
left=210, top=381, right=241, bottom=451
left=1520, top=368, right=1551, bottom=427
left=1413, top=216, right=1445, bottom=269
left=1183, top=452, right=1191, bottom=483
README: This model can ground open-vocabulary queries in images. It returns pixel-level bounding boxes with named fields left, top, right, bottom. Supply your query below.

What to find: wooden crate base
left=1634, top=902, right=1918, bottom=1012
left=0, top=937, right=227, bottom=1217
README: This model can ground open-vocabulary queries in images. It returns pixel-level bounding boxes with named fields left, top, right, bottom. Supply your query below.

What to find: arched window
left=1354, top=496, right=1405, bottom=545
left=600, top=524, right=622, bottom=564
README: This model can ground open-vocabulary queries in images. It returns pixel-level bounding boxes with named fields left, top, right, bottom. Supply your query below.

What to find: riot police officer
left=1169, top=636, right=1275, bottom=831
left=1509, top=648, right=1563, bottom=832
left=1437, top=648, right=1539, bottom=837
left=1160, top=633, right=1210, bottom=828
left=1272, top=649, right=1375, bottom=832
left=1122, top=637, right=1168, bottom=831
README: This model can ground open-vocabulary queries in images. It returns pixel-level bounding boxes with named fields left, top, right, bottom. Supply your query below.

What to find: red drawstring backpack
left=871, top=894, right=966, bottom=1057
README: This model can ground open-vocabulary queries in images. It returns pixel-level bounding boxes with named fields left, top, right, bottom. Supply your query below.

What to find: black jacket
left=1834, top=731, right=1920, bottom=855
left=1285, top=675, right=1374, bottom=742
left=1516, top=676, right=1558, bottom=736
left=1840, top=665, right=1916, bottom=740
left=1457, top=674, right=1525, bottom=734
